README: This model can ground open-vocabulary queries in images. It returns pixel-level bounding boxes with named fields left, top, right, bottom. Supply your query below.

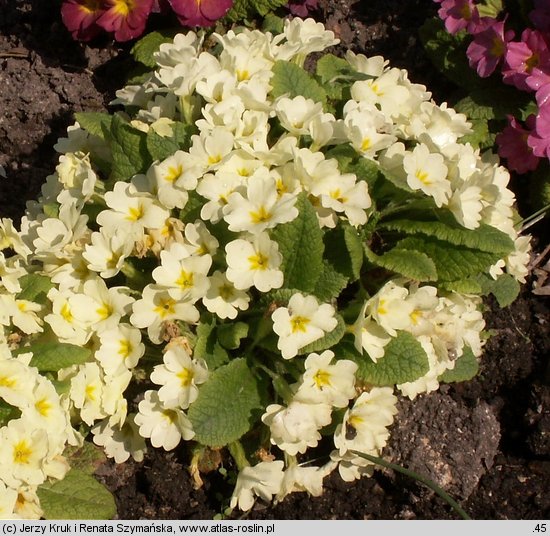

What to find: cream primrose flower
left=152, top=243, right=212, bottom=302
left=352, top=302, right=392, bottom=362
left=134, top=390, right=194, bottom=451
left=0, top=295, right=43, bottom=335
left=68, top=277, right=134, bottom=334
left=13, top=486, right=43, bottom=520
left=202, top=270, right=250, bottom=320
left=181, top=220, right=219, bottom=257
left=188, top=127, right=235, bottom=170
left=261, top=401, right=332, bottom=455
left=146, top=150, right=204, bottom=210
left=95, top=323, right=145, bottom=376
left=96, top=181, right=170, bottom=238
left=0, top=217, right=31, bottom=259
left=0, top=358, right=38, bottom=408
left=198, top=95, right=246, bottom=133
left=130, top=284, right=200, bottom=345
left=275, top=462, right=337, bottom=503
left=83, top=228, right=134, bottom=279
left=274, top=96, right=324, bottom=136
left=69, top=362, right=108, bottom=426
left=55, top=151, right=97, bottom=203
left=0, top=253, right=27, bottom=294
left=150, top=345, right=208, bottom=410
left=225, top=233, right=283, bottom=292
left=229, top=460, right=285, bottom=512
left=403, top=143, right=451, bottom=208
left=0, top=417, right=50, bottom=488
left=44, top=287, right=91, bottom=346
left=92, top=416, right=147, bottom=464
left=271, top=293, right=338, bottom=360
left=223, top=174, right=299, bottom=235
left=332, top=388, right=398, bottom=482
left=0, top=481, right=18, bottom=519
left=447, top=182, right=484, bottom=230
left=294, top=350, right=358, bottom=408
left=197, top=170, right=247, bottom=224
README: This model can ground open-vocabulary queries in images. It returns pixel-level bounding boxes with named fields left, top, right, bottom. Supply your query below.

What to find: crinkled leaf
left=477, top=273, right=521, bottom=308
left=271, top=60, right=327, bottom=104
left=344, top=224, right=364, bottom=280
left=298, top=313, right=346, bottom=355
left=261, top=13, right=284, bottom=34
left=64, top=442, right=107, bottom=475
left=17, top=273, right=52, bottom=303
left=180, top=190, right=205, bottom=223
left=477, top=0, right=503, bottom=18
left=38, top=469, right=116, bottom=520
left=131, top=31, right=175, bottom=68
left=438, top=278, right=483, bottom=294
left=226, top=0, right=288, bottom=20
left=271, top=193, right=324, bottom=293
left=108, top=114, right=151, bottom=181
left=396, top=236, right=502, bottom=282
left=365, top=245, right=438, bottom=282
left=312, top=260, right=349, bottom=302
left=439, top=346, right=479, bottom=383
left=379, top=219, right=514, bottom=254
left=15, top=342, right=91, bottom=372
left=454, top=88, right=530, bottom=122
left=74, top=112, right=112, bottom=141
left=217, top=322, right=249, bottom=350
left=146, top=130, right=180, bottom=162
left=194, top=319, right=229, bottom=370
left=323, top=224, right=364, bottom=282
left=188, top=358, right=262, bottom=447
left=348, top=332, right=430, bottom=386
left=459, top=117, right=494, bottom=149
left=0, top=400, right=20, bottom=426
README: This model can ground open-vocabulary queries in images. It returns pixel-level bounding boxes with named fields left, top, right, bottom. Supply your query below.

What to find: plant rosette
left=0, top=18, right=532, bottom=517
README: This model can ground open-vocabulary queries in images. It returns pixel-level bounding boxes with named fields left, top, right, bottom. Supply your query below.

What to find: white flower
left=134, top=390, right=194, bottom=451
left=261, top=401, right=332, bottom=455
left=403, top=144, right=451, bottom=207
left=276, top=462, right=336, bottom=503
left=225, top=233, right=284, bottom=292
left=0, top=295, right=43, bottom=335
left=95, top=323, right=145, bottom=376
left=150, top=345, right=208, bottom=409
left=295, top=350, right=358, bottom=408
left=92, top=416, right=147, bottom=463
left=83, top=228, right=134, bottom=278
left=271, top=293, right=338, bottom=359
left=130, top=284, right=200, bottom=344
left=367, top=280, right=414, bottom=336
left=352, top=304, right=392, bottom=362
left=44, top=287, right=91, bottom=345
left=70, top=362, right=107, bottom=425
left=0, top=481, right=18, bottom=519
left=181, top=220, right=219, bottom=257
left=202, top=270, right=250, bottom=320
left=274, top=96, right=323, bottom=136
left=229, top=460, right=285, bottom=511
left=223, top=175, right=299, bottom=234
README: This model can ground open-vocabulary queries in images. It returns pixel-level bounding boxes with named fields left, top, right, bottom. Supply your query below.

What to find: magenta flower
left=96, top=0, right=154, bottom=41
left=530, top=0, right=550, bottom=33
left=502, top=28, right=550, bottom=92
left=466, top=18, right=514, bottom=77
left=496, top=115, right=541, bottom=174
left=287, top=0, right=318, bottom=18
left=168, top=0, right=233, bottom=27
left=438, top=0, right=480, bottom=35
left=528, top=105, right=550, bottom=158
left=61, top=0, right=105, bottom=41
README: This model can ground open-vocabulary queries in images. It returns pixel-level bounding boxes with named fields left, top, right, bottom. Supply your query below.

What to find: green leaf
left=353, top=331, right=430, bottom=386
left=454, top=88, right=530, bottom=122
left=271, top=61, right=327, bottom=104
left=146, top=130, right=181, bottom=162
left=15, top=342, right=91, bottom=372
left=323, top=224, right=364, bottom=282
left=459, top=118, right=494, bottom=149
left=194, top=319, right=229, bottom=370
left=439, top=346, right=479, bottom=383
left=298, top=313, right=346, bottom=355
left=108, top=114, right=151, bottom=181
left=312, top=260, right=349, bottom=302
left=477, top=273, right=521, bottom=307
left=365, top=246, right=438, bottom=282
left=188, top=358, right=262, bottom=447
left=0, top=400, right=20, bottom=426
left=38, top=469, right=116, bottom=520
left=344, top=224, right=364, bottom=280
left=395, top=236, right=502, bottom=282
left=477, top=0, right=503, bottom=18
left=64, top=442, right=107, bottom=475
left=271, top=193, right=324, bottom=293
left=16, top=273, right=52, bottom=303
left=379, top=219, right=514, bottom=255
left=226, top=0, right=288, bottom=20
left=131, top=31, right=174, bottom=68
left=74, top=112, right=112, bottom=141
left=261, top=13, right=284, bottom=34
left=218, top=322, right=249, bottom=350
left=438, top=278, right=483, bottom=294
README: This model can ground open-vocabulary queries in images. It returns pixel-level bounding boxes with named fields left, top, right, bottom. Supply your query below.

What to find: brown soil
left=1, top=0, right=549, bottom=520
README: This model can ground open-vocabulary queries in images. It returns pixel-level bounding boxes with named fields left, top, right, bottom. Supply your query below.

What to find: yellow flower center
left=35, top=397, right=52, bottom=417
left=313, top=369, right=331, bottom=388
left=60, top=302, right=73, bottom=323
left=13, top=440, right=32, bottom=465
left=176, top=270, right=194, bottom=290
left=154, top=297, right=176, bottom=318
left=415, top=169, right=431, bottom=185
left=248, top=252, right=269, bottom=270
left=85, top=384, right=97, bottom=402
left=360, top=137, right=371, bottom=152
left=118, top=339, right=133, bottom=359
left=290, top=315, right=310, bottom=333
left=127, top=204, right=144, bottom=222
left=0, top=375, right=16, bottom=388
left=96, top=302, right=113, bottom=320
left=113, top=0, right=135, bottom=16
left=249, top=205, right=272, bottom=224
left=177, top=367, right=194, bottom=387
left=162, top=409, right=178, bottom=423
left=165, top=165, right=183, bottom=183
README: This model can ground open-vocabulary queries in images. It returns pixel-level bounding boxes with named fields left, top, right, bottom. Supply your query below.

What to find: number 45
left=535, top=524, right=547, bottom=532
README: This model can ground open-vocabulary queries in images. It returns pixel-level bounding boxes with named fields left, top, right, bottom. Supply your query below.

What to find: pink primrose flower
left=496, top=115, right=541, bottom=174
left=168, top=0, right=233, bottom=27
left=438, top=0, right=480, bottom=35
left=527, top=67, right=550, bottom=108
left=528, top=105, right=550, bottom=158
left=287, top=0, right=318, bottom=18
left=96, top=0, right=154, bottom=41
left=61, top=0, right=105, bottom=41
left=466, top=18, right=514, bottom=77
left=503, top=28, right=550, bottom=92
left=530, top=0, right=550, bottom=32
